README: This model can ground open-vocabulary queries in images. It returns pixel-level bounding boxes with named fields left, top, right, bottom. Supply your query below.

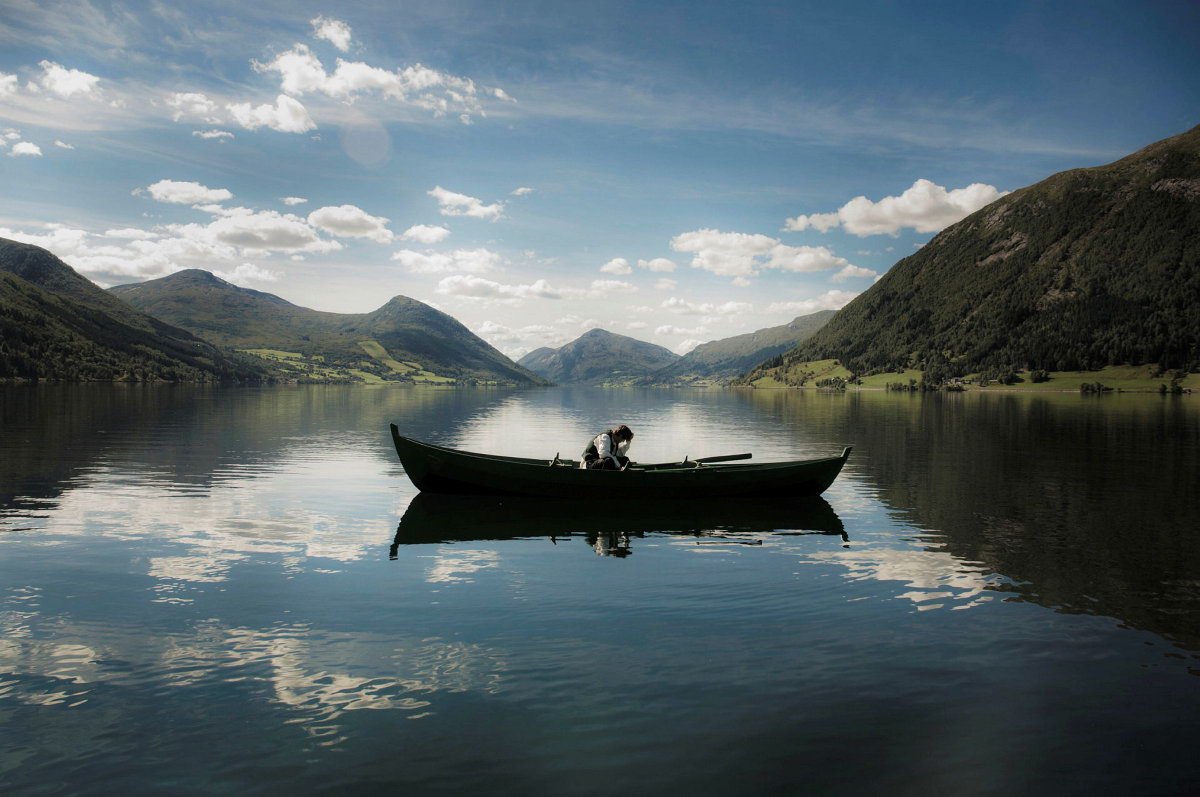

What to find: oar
left=692, top=453, right=752, bottom=464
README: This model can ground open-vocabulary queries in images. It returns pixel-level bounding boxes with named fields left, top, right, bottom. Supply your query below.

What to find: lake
left=2, top=385, right=1198, bottom=795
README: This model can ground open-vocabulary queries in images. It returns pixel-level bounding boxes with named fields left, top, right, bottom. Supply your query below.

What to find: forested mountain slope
left=0, top=239, right=262, bottom=382
left=753, top=124, right=1200, bottom=379
left=517, top=328, right=679, bottom=385
left=111, top=269, right=545, bottom=385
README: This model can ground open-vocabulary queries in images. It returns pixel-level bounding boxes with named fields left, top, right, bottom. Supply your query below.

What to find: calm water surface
left=1, top=385, right=1198, bottom=795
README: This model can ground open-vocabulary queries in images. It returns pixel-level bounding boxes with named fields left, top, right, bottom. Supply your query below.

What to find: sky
left=1, top=1, right=1198, bottom=358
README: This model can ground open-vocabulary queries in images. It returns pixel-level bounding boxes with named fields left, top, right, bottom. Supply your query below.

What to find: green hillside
left=0, top=239, right=263, bottom=382
left=645, top=310, right=835, bottom=385
left=748, top=124, right=1200, bottom=383
left=517, top=328, right=679, bottom=385
left=110, top=269, right=545, bottom=385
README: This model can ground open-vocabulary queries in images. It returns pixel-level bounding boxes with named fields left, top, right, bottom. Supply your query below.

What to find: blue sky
left=1, top=0, right=1197, bottom=357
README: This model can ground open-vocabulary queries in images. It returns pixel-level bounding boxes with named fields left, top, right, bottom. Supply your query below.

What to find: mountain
left=644, top=311, right=835, bottom=384
left=517, top=328, right=679, bottom=385
left=748, top=124, right=1200, bottom=381
left=110, top=269, right=545, bottom=385
left=0, top=238, right=263, bottom=382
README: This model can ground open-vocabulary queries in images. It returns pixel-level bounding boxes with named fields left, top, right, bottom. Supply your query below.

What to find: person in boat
left=581, top=425, right=634, bottom=470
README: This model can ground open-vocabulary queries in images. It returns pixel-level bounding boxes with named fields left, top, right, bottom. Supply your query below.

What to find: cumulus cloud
left=103, top=228, right=160, bottom=240
left=255, top=44, right=492, bottom=123
left=627, top=321, right=648, bottom=330
left=0, top=204, right=339, bottom=286
left=192, top=129, right=233, bottom=141
left=307, top=204, right=392, bottom=242
left=141, top=179, right=233, bottom=205
left=8, top=141, right=42, bottom=157
left=784, top=179, right=1008, bottom=236
left=228, top=95, right=315, bottom=133
left=213, top=263, right=280, bottom=286
left=766, top=290, right=858, bottom=316
left=428, top=186, right=504, bottom=220
left=655, top=278, right=677, bottom=290
left=203, top=208, right=341, bottom=252
left=655, top=324, right=709, bottom=337
left=311, top=15, right=353, bottom=51
left=401, top=224, right=450, bottom=244
left=54, top=139, right=75, bottom=149
left=280, top=196, right=308, bottom=206
left=599, top=257, right=632, bottom=275
left=393, top=248, right=500, bottom=274
left=661, top=297, right=753, bottom=316
left=637, top=257, right=676, bottom=272
left=670, top=228, right=856, bottom=280
left=674, top=339, right=703, bottom=355
left=168, top=92, right=219, bottom=123
left=510, top=186, right=533, bottom=196
left=36, top=60, right=100, bottom=97
left=831, top=264, right=878, bottom=282
left=435, top=274, right=571, bottom=302
left=0, top=73, right=17, bottom=96
left=590, top=279, right=637, bottom=295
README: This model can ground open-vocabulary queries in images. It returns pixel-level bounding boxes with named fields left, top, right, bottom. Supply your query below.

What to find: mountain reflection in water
left=390, top=493, right=848, bottom=558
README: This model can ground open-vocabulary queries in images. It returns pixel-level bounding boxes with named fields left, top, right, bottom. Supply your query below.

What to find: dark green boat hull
left=390, top=425, right=851, bottom=499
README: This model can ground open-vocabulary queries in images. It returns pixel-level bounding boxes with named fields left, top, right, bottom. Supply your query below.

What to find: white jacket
left=580, top=432, right=631, bottom=468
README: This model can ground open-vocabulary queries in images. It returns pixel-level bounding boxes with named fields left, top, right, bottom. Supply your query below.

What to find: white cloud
left=492, top=88, right=516, bottom=102
left=655, top=324, right=709, bottom=337
left=103, top=228, right=159, bottom=240
left=670, top=228, right=855, bottom=280
left=766, top=290, right=858, bottom=316
left=213, top=263, right=281, bottom=286
left=599, top=257, right=632, bottom=275
left=1, top=129, right=20, bottom=141
left=255, top=44, right=491, bottom=123
left=654, top=278, right=677, bottom=291
left=168, top=92, right=219, bottom=123
left=203, top=208, right=341, bottom=252
left=670, top=229, right=776, bottom=277
left=831, top=264, right=878, bottom=282
left=401, top=224, right=450, bottom=244
left=393, top=248, right=500, bottom=274
left=674, top=339, right=703, bottom=355
left=311, top=15, right=353, bottom=51
left=590, top=279, right=637, bottom=295
left=37, top=60, right=100, bottom=97
left=428, top=186, right=504, bottom=220
left=53, top=139, right=75, bottom=149
left=784, top=179, right=1008, bottom=236
left=661, top=297, right=752, bottom=316
left=637, top=257, right=676, bottom=272
left=307, top=204, right=392, bottom=242
left=435, top=275, right=571, bottom=302
left=228, top=95, right=315, bottom=134
left=192, top=129, right=233, bottom=141
left=627, top=321, right=648, bottom=330
left=280, top=196, right=308, bottom=206
left=510, top=186, right=533, bottom=196
left=0, top=73, right=17, bottom=96
left=8, top=141, right=42, bottom=157
left=141, top=179, right=233, bottom=205
left=783, top=212, right=840, bottom=233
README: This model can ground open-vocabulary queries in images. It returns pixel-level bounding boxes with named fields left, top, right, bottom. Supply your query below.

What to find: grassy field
left=749, top=359, right=1196, bottom=393
left=357, top=340, right=416, bottom=374
left=239, top=348, right=355, bottom=381
left=969, top=364, right=1198, bottom=392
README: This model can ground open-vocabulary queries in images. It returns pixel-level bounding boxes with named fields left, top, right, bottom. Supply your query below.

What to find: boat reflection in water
left=390, top=492, right=847, bottom=558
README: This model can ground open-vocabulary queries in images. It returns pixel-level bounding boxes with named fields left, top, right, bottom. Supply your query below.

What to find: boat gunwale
left=391, top=427, right=851, bottom=472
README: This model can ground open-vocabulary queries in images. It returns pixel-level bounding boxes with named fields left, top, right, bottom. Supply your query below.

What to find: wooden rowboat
left=390, top=425, right=852, bottom=499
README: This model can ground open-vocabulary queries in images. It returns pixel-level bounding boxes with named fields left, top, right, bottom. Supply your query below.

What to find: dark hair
left=611, top=424, right=634, bottom=442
